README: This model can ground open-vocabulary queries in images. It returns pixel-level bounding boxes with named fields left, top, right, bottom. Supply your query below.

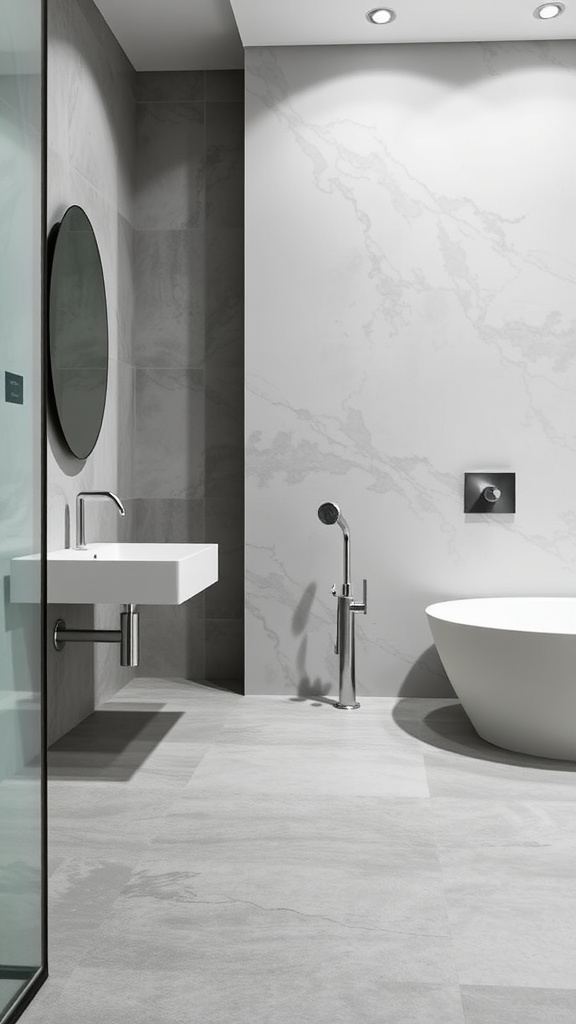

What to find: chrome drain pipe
left=318, top=503, right=367, bottom=709
left=53, top=604, right=139, bottom=668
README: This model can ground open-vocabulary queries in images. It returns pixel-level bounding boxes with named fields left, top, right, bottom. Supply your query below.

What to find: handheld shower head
left=317, top=500, right=352, bottom=596
left=318, top=502, right=341, bottom=526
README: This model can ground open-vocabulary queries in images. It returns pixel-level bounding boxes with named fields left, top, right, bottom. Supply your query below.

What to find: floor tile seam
left=435, top=842, right=576, bottom=866
left=188, top=738, right=431, bottom=753
left=211, top=736, right=426, bottom=748
left=47, top=715, right=231, bottom=793
left=422, top=749, right=576, bottom=778
left=146, top=837, right=443, bottom=854
left=45, top=770, right=192, bottom=831
left=459, top=982, right=576, bottom=994
left=427, top=828, right=467, bottom=990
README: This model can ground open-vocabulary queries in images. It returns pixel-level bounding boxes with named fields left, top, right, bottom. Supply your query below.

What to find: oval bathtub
left=426, top=598, right=576, bottom=761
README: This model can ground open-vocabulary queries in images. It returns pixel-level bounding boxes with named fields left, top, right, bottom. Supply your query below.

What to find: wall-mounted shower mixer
left=318, top=502, right=367, bottom=709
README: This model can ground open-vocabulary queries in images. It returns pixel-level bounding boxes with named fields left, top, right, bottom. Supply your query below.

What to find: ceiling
left=92, top=0, right=244, bottom=70
left=93, top=0, right=576, bottom=71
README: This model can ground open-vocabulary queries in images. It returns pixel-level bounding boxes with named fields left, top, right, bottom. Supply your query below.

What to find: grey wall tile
left=204, top=497, right=244, bottom=619
left=205, top=366, right=244, bottom=501
left=206, top=102, right=244, bottom=369
left=46, top=605, right=97, bottom=747
left=135, top=71, right=205, bottom=103
left=134, top=368, right=205, bottom=500
left=138, top=601, right=205, bottom=681
left=206, top=70, right=244, bottom=103
left=94, top=604, right=135, bottom=707
left=131, top=72, right=245, bottom=692
left=117, top=359, right=134, bottom=500
left=205, top=618, right=244, bottom=683
left=135, top=101, right=204, bottom=232
left=48, top=0, right=135, bottom=221
left=124, top=498, right=205, bottom=543
left=117, top=214, right=135, bottom=366
left=47, top=0, right=137, bottom=741
left=133, top=229, right=204, bottom=368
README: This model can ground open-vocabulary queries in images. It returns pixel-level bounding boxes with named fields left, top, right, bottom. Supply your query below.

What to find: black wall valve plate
left=464, top=472, right=516, bottom=513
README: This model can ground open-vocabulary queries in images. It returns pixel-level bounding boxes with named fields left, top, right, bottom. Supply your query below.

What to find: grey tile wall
left=132, top=71, right=245, bottom=687
left=47, top=0, right=136, bottom=744
left=47, top=16, right=245, bottom=740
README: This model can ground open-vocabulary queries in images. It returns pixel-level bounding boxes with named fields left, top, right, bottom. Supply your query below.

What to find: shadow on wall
left=399, top=645, right=456, bottom=698
left=292, top=582, right=334, bottom=700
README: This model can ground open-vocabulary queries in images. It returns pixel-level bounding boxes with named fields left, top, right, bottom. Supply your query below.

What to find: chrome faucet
left=75, top=491, right=126, bottom=550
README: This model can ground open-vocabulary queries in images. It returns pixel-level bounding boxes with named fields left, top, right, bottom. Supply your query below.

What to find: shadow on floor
left=200, top=679, right=244, bottom=696
left=48, top=710, right=183, bottom=781
left=392, top=699, right=576, bottom=772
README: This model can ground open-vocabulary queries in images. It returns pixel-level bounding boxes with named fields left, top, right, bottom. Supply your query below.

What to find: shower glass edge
left=0, top=0, right=48, bottom=1020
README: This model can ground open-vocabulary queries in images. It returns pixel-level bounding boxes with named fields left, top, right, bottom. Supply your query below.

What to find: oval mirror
left=48, top=205, right=108, bottom=460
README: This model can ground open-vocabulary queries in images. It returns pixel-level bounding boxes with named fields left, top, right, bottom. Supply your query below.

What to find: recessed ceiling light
left=533, top=2, right=565, bottom=17
left=366, top=8, right=397, bottom=25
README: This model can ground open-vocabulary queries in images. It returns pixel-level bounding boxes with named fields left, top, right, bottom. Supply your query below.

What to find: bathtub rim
left=426, top=596, right=576, bottom=636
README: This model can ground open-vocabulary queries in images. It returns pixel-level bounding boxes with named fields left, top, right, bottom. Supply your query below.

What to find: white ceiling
left=93, top=0, right=576, bottom=71
left=92, top=0, right=244, bottom=71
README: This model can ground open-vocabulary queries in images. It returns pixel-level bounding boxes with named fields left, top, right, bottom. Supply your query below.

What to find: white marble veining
left=245, top=42, right=576, bottom=696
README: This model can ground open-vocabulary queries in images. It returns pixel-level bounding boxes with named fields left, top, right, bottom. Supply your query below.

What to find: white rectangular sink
left=11, top=543, right=218, bottom=606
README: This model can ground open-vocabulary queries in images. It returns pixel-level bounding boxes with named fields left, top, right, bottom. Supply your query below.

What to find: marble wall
left=245, top=42, right=576, bottom=697
left=47, top=0, right=136, bottom=743
left=131, top=71, right=244, bottom=686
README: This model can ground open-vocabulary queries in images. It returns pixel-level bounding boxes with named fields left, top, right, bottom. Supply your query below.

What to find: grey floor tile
left=157, top=791, right=436, bottom=846
left=183, top=740, right=429, bottom=799
left=461, top=985, right=576, bottom=1023
left=440, top=845, right=576, bottom=987
left=100, top=839, right=452, bottom=943
left=16, top=979, right=64, bottom=1024
left=31, top=968, right=465, bottom=1024
left=47, top=780, right=181, bottom=852
left=217, top=697, right=429, bottom=750
left=423, top=748, right=576, bottom=802
left=18, top=684, right=576, bottom=1022
left=431, top=798, right=576, bottom=848
left=47, top=854, right=135, bottom=979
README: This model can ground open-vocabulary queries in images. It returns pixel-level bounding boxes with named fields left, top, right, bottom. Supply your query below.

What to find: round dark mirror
left=49, top=205, right=108, bottom=460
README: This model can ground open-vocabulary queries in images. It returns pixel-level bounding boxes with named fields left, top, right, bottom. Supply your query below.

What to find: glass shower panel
left=0, top=0, right=45, bottom=1021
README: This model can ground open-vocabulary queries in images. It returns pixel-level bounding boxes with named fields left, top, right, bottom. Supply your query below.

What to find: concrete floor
left=18, top=678, right=576, bottom=1023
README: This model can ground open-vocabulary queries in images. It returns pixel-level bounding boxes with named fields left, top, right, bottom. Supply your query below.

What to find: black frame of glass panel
left=2, top=0, right=49, bottom=1018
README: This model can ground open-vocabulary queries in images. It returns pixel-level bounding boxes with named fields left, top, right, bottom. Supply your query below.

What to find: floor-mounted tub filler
left=427, top=597, right=576, bottom=761
left=318, top=502, right=367, bottom=709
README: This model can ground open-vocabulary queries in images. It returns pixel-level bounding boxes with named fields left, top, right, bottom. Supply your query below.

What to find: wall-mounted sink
left=11, top=543, right=218, bottom=605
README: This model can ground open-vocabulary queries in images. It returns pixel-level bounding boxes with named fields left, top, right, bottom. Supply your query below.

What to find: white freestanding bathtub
left=426, top=598, right=576, bottom=761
